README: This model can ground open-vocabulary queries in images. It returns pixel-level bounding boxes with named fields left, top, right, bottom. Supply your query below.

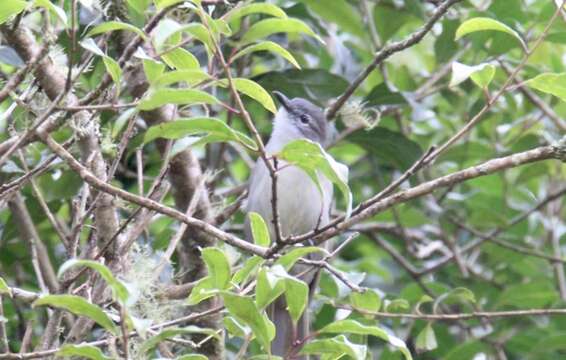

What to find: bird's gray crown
left=273, top=91, right=328, bottom=145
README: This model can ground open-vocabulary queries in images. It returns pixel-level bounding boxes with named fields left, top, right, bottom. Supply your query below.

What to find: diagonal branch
left=326, top=0, right=463, bottom=120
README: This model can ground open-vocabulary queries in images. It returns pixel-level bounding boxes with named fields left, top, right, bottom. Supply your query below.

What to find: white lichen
left=337, top=100, right=381, bottom=130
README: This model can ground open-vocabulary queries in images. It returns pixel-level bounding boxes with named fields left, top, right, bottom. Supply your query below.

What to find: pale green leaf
left=225, top=3, right=287, bottom=22
left=187, top=277, right=217, bottom=305
left=241, top=18, right=323, bottom=45
left=222, top=292, right=275, bottom=351
left=161, top=48, right=200, bottom=70
left=350, top=288, right=382, bottom=313
left=248, top=212, right=271, bottom=248
left=300, top=335, right=367, bottom=359
left=284, top=276, right=309, bottom=323
left=141, top=326, right=218, bottom=353
left=256, top=267, right=286, bottom=310
left=57, top=344, right=113, bottom=360
left=320, top=319, right=412, bottom=360
left=137, top=89, right=218, bottom=110
left=143, top=117, right=256, bottom=150
left=33, top=295, right=117, bottom=335
left=470, top=64, right=495, bottom=88
left=154, top=69, right=210, bottom=87
left=201, top=247, right=231, bottom=289
left=58, top=259, right=130, bottom=305
left=455, top=17, right=525, bottom=50
left=275, top=246, right=324, bottom=271
left=217, top=78, right=276, bottom=113
left=0, top=277, right=10, bottom=296
left=143, top=59, right=166, bottom=85
left=415, top=323, right=437, bottom=352
left=0, top=0, right=28, bottom=25
left=87, top=21, right=146, bottom=39
left=525, top=73, right=566, bottom=102
left=278, top=139, right=352, bottom=217
left=232, top=41, right=301, bottom=69
left=232, top=256, right=264, bottom=286
left=80, top=39, right=122, bottom=95
left=127, top=0, right=151, bottom=14
left=34, top=0, right=67, bottom=26
left=450, top=62, right=495, bottom=88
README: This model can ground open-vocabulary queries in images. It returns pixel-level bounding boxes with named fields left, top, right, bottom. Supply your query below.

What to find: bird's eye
left=299, top=114, right=311, bottom=124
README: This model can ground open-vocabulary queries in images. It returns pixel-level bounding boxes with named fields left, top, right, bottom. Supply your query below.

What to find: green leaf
left=275, top=246, right=324, bottom=271
left=297, top=0, right=364, bottom=38
left=320, top=320, right=412, bottom=360
left=0, top=0, right=28, bottom=25
left=232, top=256, right=264, bottom=286
left=143, top=117, right=256, bottom=150
left=248, top=212, right=271, bottom=247
left=58, top=259, right=130, bottom=305
left=241, top=18, right=323, bottom=45
left=284, top=276, right=309, bottom=323
left=349, top=127, right=423, bottom=171
left=0, top=277, right=10, bottom=296
left=80, top=39, right=122, bottom=96
left=142, top=59, right=166, bottom=85
left=161, top=48, right=200, bottom=70
left=415, top=323, right=437, bottom=352
left=222, top=292, right=275, bottom=351
left=201, top=247, right=231, bottom=290
left=187, top=277, right=217, bottom=305
left=154, top=69, right=210, bottom=87
left=232, top=41, right=301, bottom=69
left=364, top=82, right=407, bottom=106
left=470, top=64, right=496, bottom=88
left=255, top=69, right=348, bottom=103
left=137, top=89, right=218, bottom=111
left=217, top=78, right=276, bottom=113
left=449, top=62, right=495, bottom=88
left=141, top=326, right=218, bottom=353
left=455, top=17, right=525, bottom=50
left=86, top=21, right=146, bottom=40
left=525, top=73, right=566, bottom=102
left=33, top=295, right=117, bottom=335
left=256, top=267, right=286, bottom=310
left=127, top=0, right=151, bottom=14
left=177, top=355, right=208, bottom=360
left=278, top=139, right=352, bottom=217
left=34, top=0, right=67, bottom=27
left=225, top=3, right=287, bottom=22
left=57, top=344, right=113, bottom=360
left=300, top=335, right=367, bottom=359
left=350, top=288, right=382, bottom=313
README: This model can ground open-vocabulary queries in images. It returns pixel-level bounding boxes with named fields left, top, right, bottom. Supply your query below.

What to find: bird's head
left=270, top=91, right=330, bottom=147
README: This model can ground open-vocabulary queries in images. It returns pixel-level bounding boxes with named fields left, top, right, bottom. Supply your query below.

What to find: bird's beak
left=273, top=91, right=291, bottom=111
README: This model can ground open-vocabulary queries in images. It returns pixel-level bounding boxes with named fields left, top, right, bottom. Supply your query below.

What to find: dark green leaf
left=255, top=69, right=348, bottom=103
left=349, top=127, right=423, bottom=170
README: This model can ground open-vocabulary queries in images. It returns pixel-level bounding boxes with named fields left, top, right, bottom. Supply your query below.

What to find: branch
left=325, top=0, right=462, bottom=119
left=309, top=139, right=565, bottom=245
left=339, top=306, right=566, bottom=321
left=38, top=135, right=268, bottom=257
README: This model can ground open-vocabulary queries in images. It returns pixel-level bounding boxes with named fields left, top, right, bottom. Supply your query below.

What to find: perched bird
left=245, top=92, right=334, bottom=357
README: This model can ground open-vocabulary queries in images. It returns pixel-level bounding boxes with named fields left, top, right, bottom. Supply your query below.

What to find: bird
left=244, top=91, right=334, bottom=357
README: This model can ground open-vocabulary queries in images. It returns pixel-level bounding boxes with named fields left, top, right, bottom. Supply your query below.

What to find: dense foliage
left=0, top=0, right=565, bottom=359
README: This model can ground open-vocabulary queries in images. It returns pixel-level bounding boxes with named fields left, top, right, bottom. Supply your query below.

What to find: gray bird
left=245, top=92, right=333, bottom=357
